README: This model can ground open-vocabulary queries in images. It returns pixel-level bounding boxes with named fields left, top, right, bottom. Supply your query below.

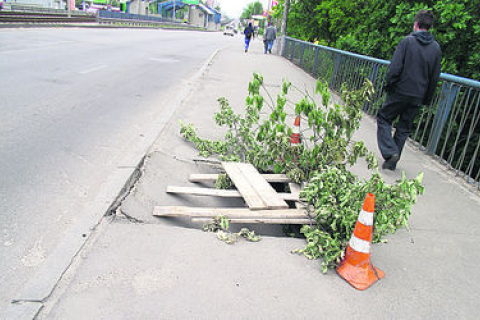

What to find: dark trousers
left=377, top=93, right=420, bottom=160
left=264, top=40, right=274, bottom=53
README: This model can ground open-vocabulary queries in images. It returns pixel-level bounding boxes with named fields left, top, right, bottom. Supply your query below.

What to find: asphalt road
left=0, top=27, right=235, bottom=311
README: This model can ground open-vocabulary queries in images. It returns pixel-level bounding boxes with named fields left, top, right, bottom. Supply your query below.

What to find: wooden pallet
left=153, top=162, right=313, bottom=224
left=222, top=162, right=289, bottom=210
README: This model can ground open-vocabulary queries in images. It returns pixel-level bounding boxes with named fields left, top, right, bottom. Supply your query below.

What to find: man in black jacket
left=377, top=10, right=442, bottom=170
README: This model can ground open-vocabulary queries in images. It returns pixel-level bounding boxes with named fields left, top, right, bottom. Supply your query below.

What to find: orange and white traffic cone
left=336, top=193, right=385, bottom=290
left=290, top=115, right=301, bottom=145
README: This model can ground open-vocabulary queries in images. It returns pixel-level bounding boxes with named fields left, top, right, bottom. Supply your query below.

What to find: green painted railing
left=282, top=37, right=480, bottom=189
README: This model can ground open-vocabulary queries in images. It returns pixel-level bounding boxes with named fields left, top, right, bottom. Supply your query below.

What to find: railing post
left=369, top=63, right=379, bottom=86
left=278, top=36, right=285, bottom=56
left=281, top=38, right=288, bottom=58
left=313, top=47, right=320, bottom=77
left=363, top=63, right=379, bottom=111
left=331, top=53, right=342, bottom=90
left=290, top=40, right=296, bottom=62
left=290, top=41, right=295, bottom=61
left=287, top=39, right=292, bottom=58
left=299, top=42, right=305, bottom=68
left=426, top=82, right=459, bottom=154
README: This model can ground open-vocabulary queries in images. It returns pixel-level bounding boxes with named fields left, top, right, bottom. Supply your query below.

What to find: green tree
left=241, top=1, right=264, bottom=19
left=274, top=0, right=480, bottom=79
left=291, top=0, right=364, bottom=46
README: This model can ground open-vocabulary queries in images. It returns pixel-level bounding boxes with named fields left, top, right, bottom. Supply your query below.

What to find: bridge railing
left=98, top=10, right=181, bottom=24
left=6, top=4, right=92, bottom=16
left=282, top=37, right=480, bottom=189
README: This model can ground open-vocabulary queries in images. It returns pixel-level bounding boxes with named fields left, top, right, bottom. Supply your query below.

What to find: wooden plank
left=222, top=162, right=266, bottom=210
left=188, top=174, right=219, bottom=183
left=280, top=192, right=299, bottom=201
left=166, top=186, right=298, bottom=201
left=288, top=183, right=305, bottom=209
left=189, top=173, right=290, bottom=183
left=167, top=186, right=242, bottom=198
left=191, top=218, right=315, bottom=225
left=257, top=174, right=290, bottom=183
left=235, top=163, right=289, bottom=210
left=152, top=206, right=308, bottom=219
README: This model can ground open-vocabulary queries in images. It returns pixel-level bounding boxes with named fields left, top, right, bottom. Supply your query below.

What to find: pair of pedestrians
left=243, top=23, right=276, bottom=54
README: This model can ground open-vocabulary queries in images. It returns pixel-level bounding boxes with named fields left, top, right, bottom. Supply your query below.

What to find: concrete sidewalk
left=38, top=40, right=480, bottom=318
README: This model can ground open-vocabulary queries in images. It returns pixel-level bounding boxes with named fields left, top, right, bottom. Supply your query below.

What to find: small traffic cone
left=336, top=193, right=385, bottom=290
left=290, top=115, right=301, bottom=145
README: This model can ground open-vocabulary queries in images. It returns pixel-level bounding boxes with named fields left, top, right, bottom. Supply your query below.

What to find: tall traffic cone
left=290, top=115, right=301, bottom=145
left=336, top=193, right=385, bottom=290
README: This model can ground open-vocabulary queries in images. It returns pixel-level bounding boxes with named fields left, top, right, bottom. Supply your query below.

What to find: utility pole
left=278, top=0, right=290, bottom=56
left=67, top=0, right=71, bottom=18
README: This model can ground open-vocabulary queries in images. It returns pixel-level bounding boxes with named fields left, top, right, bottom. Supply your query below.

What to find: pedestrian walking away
left=263, top=23, right=277, bottom=54
left=244, top=23, right=254, bottom=53
left=377, top=10, right=442, bottom=171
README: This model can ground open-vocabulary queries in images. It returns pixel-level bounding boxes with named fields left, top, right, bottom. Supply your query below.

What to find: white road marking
left=79, top=65, right=108, bottom=74
left=149, top=57, right=180, bottom=63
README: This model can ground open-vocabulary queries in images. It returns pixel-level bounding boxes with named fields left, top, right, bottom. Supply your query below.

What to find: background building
left=2, top=0, right=67, bottom=9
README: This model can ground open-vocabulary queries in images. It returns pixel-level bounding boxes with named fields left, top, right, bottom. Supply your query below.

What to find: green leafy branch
left=180, top=74, right=424, bottom=274
left=203, top=215, right=261, bottom=244
left=180, top=74, right=378, bottom=184
left=297, top=169, right=424, bottom=273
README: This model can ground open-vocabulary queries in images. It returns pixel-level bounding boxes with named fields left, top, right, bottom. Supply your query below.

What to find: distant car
left=223, top=26, right=235, bottom=37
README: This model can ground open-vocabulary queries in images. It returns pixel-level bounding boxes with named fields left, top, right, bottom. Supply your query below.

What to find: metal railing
left=0, top=8, right=197, bottom=28
left=282, top=37, right=480, bottom=189
left=0, top=9, right=97, bottom=23
left=98, top=10, right=182, bottom=24
left=6, top=4, right=92, bottom=16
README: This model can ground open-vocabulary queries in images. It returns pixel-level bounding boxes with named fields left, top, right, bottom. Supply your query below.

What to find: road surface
left=0, top=27, right=236, bottom=311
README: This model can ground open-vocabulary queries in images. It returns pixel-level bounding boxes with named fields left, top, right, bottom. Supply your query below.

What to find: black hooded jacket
left=386, top=31, right=442, bottom=105
left=244, top=24, right=254, bottom=40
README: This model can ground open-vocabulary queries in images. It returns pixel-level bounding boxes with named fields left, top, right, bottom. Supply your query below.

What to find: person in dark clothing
left=244, top=23, right=254, bottom=53
left=377, top=10, right=442, bottom=170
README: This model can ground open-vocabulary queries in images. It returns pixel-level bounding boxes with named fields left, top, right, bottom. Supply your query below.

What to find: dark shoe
left=245, top=49, right=248, bottom=53
left=382, top=154, right=399, bottom=171
left=268, top=49, right=272, bottom=54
